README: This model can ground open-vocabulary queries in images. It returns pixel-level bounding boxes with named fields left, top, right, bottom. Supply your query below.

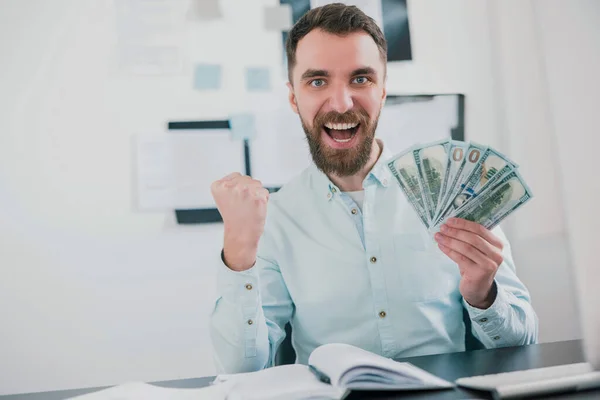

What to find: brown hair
left=285, top=3, right=387, bottom=83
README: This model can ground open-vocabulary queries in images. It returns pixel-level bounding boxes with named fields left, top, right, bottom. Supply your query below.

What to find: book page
left=215, top=364, right=344, bottom=400
left=309, top=343, right=453, bottom=390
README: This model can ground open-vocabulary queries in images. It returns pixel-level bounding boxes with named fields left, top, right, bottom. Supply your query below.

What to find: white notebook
left=214, top=343, right=454, bottom=400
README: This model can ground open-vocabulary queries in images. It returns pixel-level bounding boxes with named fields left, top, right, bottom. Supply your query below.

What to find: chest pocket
left=389, top=232, right=458, bottom=303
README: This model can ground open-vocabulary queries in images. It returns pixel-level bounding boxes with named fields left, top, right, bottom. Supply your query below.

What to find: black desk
left=2, top=340, right=598, bottom=400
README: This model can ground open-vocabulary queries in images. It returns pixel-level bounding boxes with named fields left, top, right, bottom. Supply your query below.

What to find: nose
left=327, top=84, right=354, bottom=114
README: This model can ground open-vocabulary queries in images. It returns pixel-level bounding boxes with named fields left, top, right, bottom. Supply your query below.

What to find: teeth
left=332, top=137, right=352, bottom=143
left=324, top=122, right=358, bottom=130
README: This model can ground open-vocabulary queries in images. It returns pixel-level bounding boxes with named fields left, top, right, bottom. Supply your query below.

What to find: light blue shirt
left=210, top=144, right=538, bottom=373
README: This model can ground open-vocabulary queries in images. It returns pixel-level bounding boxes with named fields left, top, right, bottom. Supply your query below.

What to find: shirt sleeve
left=209, top=231, right=293, bottom=373
left=463, top=227, right=539, bottom=348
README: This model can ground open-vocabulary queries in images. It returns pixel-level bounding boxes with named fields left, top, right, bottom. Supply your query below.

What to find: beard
left=299, top=107, right=380, bottom=177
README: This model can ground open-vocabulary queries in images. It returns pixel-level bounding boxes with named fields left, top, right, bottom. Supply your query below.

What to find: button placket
left=362, top=184, right=396, bottom=356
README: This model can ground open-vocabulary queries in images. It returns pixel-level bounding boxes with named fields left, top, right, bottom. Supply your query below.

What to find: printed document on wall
left=135, top=132, right=245, bottom=211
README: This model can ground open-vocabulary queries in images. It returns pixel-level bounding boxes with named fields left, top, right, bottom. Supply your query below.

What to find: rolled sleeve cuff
left=463, top=281, right=511, bottom=343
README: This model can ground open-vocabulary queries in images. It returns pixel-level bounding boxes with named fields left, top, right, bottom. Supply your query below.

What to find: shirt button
left=327, top=193, right=332, bottom=199
left=247, top=319, right=254, bottom=325
left=332, top=188, right=337, bottom=193
left=379, top=311, right=387, bottom=318
left=382, top=179, right=388, bottom=186
left=245, top=284, right=253, bottom=290
left=351, top=208, right=358, bottom=215
left=479, top=317, right=488, bottom=323
left=493, top=335, right=501, bottom=341
left=370, top=256, right=377, bottom=263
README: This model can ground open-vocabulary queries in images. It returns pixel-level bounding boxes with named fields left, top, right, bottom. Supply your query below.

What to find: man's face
left=288, top=29, right=386, bottom=176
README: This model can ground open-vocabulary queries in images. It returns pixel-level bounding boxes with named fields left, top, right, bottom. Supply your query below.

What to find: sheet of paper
left=114, top=0, right=186, bottom=75
left=264, top=4, right=293, bottom=31
left=245, top=66, right=271, bottom=92
left=193, top=64, right=222, bottom=90
left=67, top=381, right=229, bottom=399
left=229, top=113, right=257, bottom=140
left=376, top=96, right=458, bottom=155
left=135, top=131, right=245, bottom=211
left=186, top=0, right=222, bottom=21
left=250, top=103, right=312, bottom=188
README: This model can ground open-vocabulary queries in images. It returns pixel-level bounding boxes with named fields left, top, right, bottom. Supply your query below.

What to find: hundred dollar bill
left=387, top=147, right=430, bottom=228
left=447, top=169, right=533, bottom=230
left=434, top=147, right=517, bottom=226
left=433, top=142, right=488, bottom=225
left=434, top=140, right=468, bottom=221
left=413, top=139, right=451, bottom=222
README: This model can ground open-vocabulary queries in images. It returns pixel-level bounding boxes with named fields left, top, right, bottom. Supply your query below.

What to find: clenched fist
left=211, top=172, right=269, bottom=271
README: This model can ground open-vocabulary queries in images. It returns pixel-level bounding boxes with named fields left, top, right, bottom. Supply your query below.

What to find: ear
left=287, top=82, right=299, bottom=114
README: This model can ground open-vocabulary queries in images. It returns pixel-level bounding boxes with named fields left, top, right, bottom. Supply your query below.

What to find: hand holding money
left=211, top=172, right=270, bottom=271
left=435, top=217, right=505, bottom=309
left=387, top=139, right=533, bottom=309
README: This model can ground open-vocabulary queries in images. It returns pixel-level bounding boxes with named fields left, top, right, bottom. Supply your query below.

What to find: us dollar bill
left=448, top=169, right=533, bottom=230
left=387, top=147, right=430, bottom=228
left=412, top=139, right=451, bottom=222
left=434, top=140, right=468, bottom=221
left=433, top=142, right=488, bottom=225
left=434, top=147, right=517, bottom=226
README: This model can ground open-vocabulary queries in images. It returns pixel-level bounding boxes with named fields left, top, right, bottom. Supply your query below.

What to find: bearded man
left=209, top=3, right=537, bottom=373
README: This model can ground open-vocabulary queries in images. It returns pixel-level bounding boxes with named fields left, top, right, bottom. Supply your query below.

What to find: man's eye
left=353, top=76, right=369, bottom=84
left=310, top=79, right=325, bottom=87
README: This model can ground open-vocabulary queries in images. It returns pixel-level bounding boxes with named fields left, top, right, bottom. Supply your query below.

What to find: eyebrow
left=299, top=67, right=378, bottom=82
left=351, top=67, right=377, bottom=76
left=300, top=69, right=329, bottom=81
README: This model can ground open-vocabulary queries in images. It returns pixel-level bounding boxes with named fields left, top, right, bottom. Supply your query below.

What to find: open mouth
left=323, top=122, right=360, bottom=143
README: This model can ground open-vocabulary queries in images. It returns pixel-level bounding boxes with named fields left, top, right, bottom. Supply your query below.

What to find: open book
left=214, top=343, right=454, bottom=400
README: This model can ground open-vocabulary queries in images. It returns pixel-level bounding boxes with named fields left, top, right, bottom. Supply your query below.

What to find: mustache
left=314, top=109, right=370, bottom=127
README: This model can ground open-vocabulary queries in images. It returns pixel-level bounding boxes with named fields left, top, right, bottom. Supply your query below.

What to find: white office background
left=0, top=0, right=599, bottom=395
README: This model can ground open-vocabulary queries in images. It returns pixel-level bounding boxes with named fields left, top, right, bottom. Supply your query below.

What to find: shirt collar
left=312, top=139, right=394, bottom=201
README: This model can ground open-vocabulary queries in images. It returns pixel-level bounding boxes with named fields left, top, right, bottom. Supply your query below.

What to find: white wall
left=486, top=0, right=581, bottom=344
left=0, top=0, right=595, bottom=395
left=531, top=0, right=600, bottom=360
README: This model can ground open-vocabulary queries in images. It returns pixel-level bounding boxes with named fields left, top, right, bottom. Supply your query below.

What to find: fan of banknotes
left=387, top=140, right=533, bottom=232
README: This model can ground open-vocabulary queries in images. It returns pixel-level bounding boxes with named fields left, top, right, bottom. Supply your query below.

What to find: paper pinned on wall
left=229, top=113, right=257, bottom=140
left=135, top=131, right=245, bottom=211
left=264, top=4, right=293, bottom=31
left=245, top=66, right=272, bottom=92
left=186, top=0, right=222, bottom=21
left=193, top=64, right=222, bottom=90
left=250, top=103, right=312, bottom=188
left=114, top=0, right=186, bottom=75
left=116, top=45, right=184, bottom=75
left=376, top=95, right=460, bottom=154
